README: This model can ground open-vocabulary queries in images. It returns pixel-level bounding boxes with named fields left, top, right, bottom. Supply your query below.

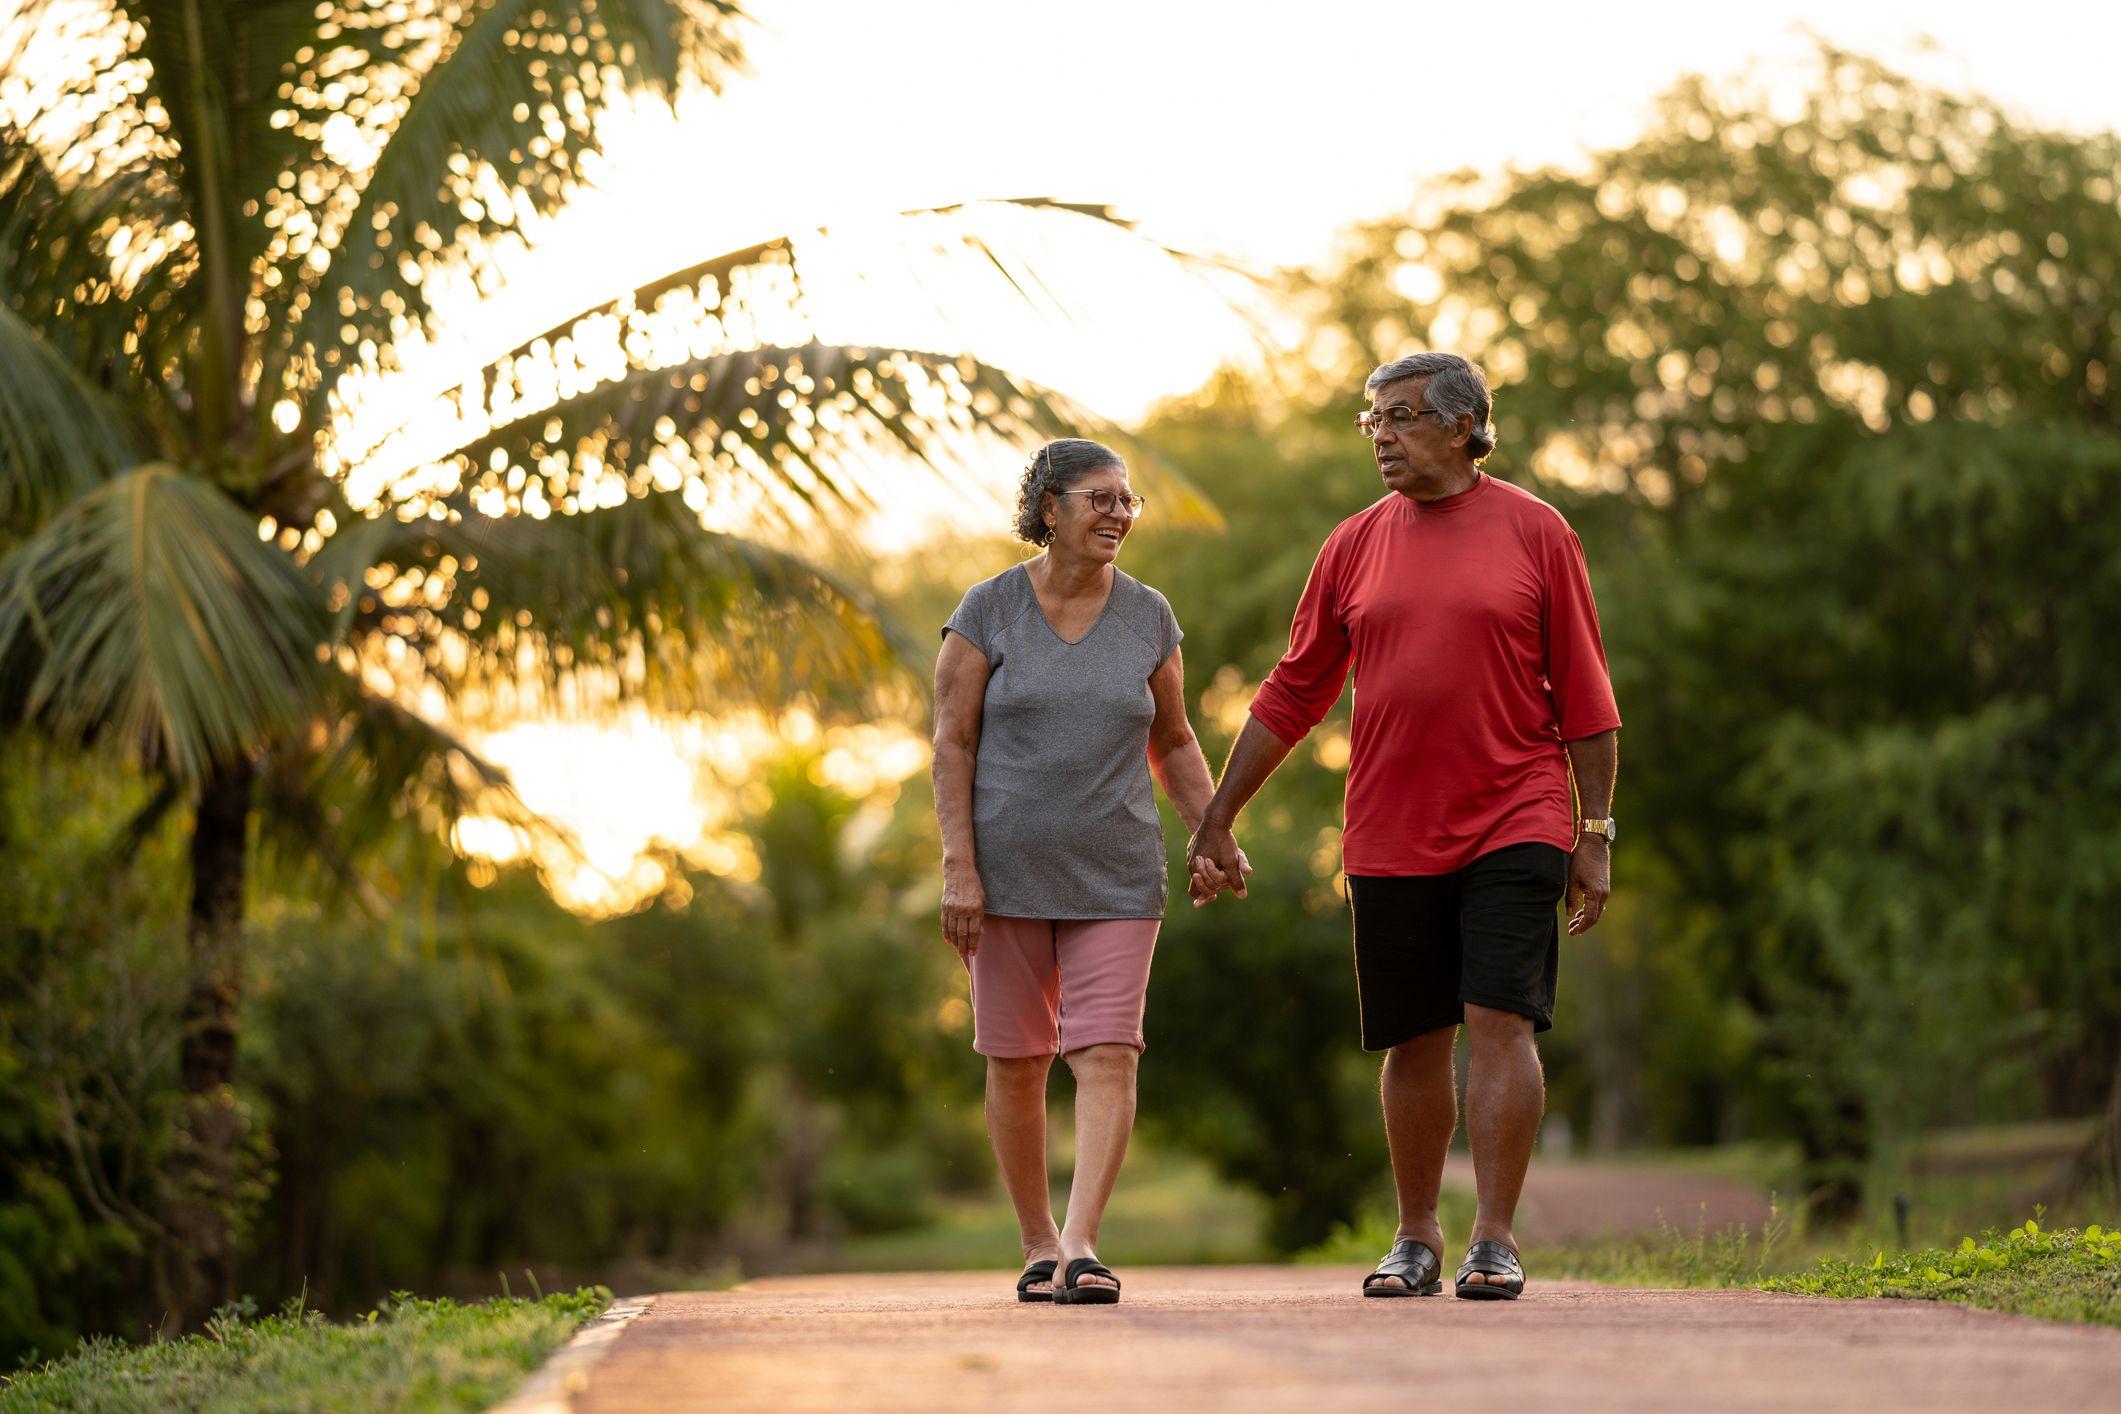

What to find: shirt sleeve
left=942, top=579, right=992, bottom=659
left=1248, top=533, right=1354, bottom=746
left=1543, top=524, right=1622, bottom=740
left=1156, top=589, right=1184, bottom=665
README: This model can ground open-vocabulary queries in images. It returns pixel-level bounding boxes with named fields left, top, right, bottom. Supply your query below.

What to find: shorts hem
left=983, top=911, right=1167, bottom=922
left=972, top=1042, right=1060, bottom=1059
left=1360, top=1013, right=1463, bottom=1052
left=1059, top=1032, right=1147, bottom=1056
left=1458, top=991, right=1554, bottom=1034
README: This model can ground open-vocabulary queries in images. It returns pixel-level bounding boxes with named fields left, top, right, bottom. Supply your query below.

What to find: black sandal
left=1454, top=1239, right=1525, bottom=1300
left=1052, top=1256, right=1121, bottom=1306
left=1362, top=1237, right=1442, bottom=1297
left=1015, top=1259, right=1058, bottom=1303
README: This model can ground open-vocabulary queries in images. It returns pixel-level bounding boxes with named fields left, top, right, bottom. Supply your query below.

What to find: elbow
left=1150, top=727, right=1197, bottom=763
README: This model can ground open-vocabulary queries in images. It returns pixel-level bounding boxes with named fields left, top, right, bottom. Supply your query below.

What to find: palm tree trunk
left=166, top=755, right=255, bottom=1329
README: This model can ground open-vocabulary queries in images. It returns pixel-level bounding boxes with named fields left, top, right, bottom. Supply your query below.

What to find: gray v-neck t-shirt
left=943, top=562, right=1184, bottom=919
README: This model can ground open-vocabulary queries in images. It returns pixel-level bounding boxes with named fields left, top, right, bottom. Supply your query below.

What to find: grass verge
left=0, top=1288, right=608, bottom=1413
left=1764, top=1219, right=2121, bottom=1327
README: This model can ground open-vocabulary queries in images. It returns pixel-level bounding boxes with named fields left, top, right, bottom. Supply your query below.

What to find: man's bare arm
left=1186, top=715, right=1297, bottom=903
left=1563, top=728, right=1618, bottom=935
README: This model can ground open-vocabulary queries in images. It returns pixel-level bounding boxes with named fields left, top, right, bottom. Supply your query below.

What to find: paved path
left=531, top=1266, right=2121, bottom=1413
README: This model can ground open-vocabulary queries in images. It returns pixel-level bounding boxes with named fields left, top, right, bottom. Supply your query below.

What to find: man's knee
left=1463, top=1003, right=1536, bottom=1052
left=1383, top=1025, right=1456, bottom=1073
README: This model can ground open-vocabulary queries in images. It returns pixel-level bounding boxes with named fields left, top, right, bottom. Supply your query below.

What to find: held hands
left=1566, top=835, right=1610, bottom=935
left=1186, top=820, right=1253, bottom=908
left=940, top=863, right=985, bottom=959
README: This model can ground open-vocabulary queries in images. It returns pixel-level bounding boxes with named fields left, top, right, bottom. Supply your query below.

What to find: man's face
left=1366, top=376, right=1467, bottom=497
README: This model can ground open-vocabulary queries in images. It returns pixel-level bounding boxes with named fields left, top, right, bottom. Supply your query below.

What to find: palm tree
left=0, top=0, right=1200, bottom=1326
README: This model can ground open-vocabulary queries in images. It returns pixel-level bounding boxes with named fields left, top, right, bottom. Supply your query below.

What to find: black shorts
left=1347, top=842, right=1570, bottom=1050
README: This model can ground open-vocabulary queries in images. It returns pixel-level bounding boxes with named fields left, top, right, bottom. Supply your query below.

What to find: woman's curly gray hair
left=1012, top=438, right=1124, bottom=546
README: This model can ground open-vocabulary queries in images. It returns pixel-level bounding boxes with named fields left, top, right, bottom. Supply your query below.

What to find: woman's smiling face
left=1046, top=462, right=1136, bottom=563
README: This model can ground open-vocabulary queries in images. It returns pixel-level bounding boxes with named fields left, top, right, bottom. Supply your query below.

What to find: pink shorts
left=966, top=916, right=1161, bottom=1058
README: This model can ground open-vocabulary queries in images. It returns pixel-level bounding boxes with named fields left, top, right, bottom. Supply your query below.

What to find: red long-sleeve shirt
left=1248, top=473, right=1621, bottom=875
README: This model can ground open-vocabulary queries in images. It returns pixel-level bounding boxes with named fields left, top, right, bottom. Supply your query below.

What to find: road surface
left=501, top=1265, right=2121, bottom=1413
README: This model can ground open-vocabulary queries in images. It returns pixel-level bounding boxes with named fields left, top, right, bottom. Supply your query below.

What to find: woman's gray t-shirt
left=943, top=563, right=1183, bottom=919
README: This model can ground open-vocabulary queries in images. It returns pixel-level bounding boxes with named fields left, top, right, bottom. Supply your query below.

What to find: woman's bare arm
left=932, top=631, right=992, bottom=957
left=1145, top=645, right=1217, bottom=832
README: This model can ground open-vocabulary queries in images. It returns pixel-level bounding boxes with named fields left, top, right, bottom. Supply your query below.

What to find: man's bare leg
left=1057, top=1043, right=1137, bottom=1291
left=1372, top=1024, right=1458, bottom=1287
left=1462, top=1003, right=1542, bottom=1285
left=986, top=1054, right=1060, bottom=1293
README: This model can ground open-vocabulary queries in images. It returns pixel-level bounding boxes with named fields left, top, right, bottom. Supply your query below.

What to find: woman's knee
left=987, top=1054, right=1054, bottom=1090
left=1061, top=1042, right=1138, bottom=1084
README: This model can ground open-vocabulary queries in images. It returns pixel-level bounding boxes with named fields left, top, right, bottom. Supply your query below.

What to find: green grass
left=1764, top=1219, right=2121, bottom=1327
left=828, top=1140, right=1270, bottom=1273
left=0, top=1289, right=609, bottom=1413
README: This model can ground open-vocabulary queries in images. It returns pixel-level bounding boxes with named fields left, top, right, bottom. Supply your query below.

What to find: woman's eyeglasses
left=1057, top=488, right=1146, bottom=519
left=1356, top=404, right=1445, bottom=438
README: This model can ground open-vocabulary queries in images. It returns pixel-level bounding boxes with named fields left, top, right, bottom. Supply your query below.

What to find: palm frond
left=318, top=483, right=917, bottom=720
left=0, top=465, right=327, bottom=782
left=0, top=112, right=191, bottom=410
left=329, top=203, right=1224, bottom=528
left=0, top=301, right=144, bottom=530
left=277, top=0, right=745, bottom=382
left=344, top=334, right=1145, bottom=540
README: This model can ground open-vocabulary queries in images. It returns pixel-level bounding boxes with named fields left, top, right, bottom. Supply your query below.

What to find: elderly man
left=1188, top=351, right=1620, bottom=1301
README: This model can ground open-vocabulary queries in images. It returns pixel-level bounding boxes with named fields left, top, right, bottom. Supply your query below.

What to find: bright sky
left=712, top=0, right=2121, bottom=274
left=349, top=0, right=2121, bottom=540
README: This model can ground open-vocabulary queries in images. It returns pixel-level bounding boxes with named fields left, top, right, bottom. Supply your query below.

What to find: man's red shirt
left=1248, top=473, right=1622, bottom=876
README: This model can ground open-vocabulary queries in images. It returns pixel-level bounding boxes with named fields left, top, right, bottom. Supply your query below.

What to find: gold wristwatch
left=1578, top=817, right=1617, bottom=842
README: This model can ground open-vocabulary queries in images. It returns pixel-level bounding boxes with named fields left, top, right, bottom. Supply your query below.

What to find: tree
left=0, top=0, right=1187, bottom=1324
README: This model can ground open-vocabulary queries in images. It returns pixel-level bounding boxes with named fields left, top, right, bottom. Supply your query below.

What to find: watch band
left=1578, top=817, right=1616, bottom=841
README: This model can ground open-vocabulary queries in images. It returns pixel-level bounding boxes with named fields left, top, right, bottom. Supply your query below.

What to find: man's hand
left=1565, top=836, right=1610, bottom=935
left=1187, top=819, right=1252, bottom=907
left=941, top=863, right=985, bottom=959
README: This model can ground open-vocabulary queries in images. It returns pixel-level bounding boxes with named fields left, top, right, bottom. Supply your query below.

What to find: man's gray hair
left=1366, top=352, right=1496, bottom=461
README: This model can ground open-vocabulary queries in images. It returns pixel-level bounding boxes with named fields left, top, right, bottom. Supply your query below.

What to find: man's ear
left=1451, top=413, right=1475, bottom=449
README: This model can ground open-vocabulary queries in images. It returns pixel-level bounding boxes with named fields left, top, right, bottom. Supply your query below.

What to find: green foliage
left=0, top=1288, right=609, bottom=1412
left=0, top=740, right=191, bottom=1368
left=1765, top=1220, right=2121, bottom=1327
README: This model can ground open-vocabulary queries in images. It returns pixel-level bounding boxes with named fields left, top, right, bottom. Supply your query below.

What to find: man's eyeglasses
left=1057, top=488, right=1146, bottom=518
left=1356, top=404, right=1446, bottom=438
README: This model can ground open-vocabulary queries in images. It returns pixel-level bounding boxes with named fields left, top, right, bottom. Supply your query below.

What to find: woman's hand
left=1187, top=821, right=1253, bottom=907
left=941, top=863, right=986, bottom=959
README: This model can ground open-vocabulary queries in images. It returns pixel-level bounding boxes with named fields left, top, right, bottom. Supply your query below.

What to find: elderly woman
left=932, top=437, right=1238, bottom=1306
